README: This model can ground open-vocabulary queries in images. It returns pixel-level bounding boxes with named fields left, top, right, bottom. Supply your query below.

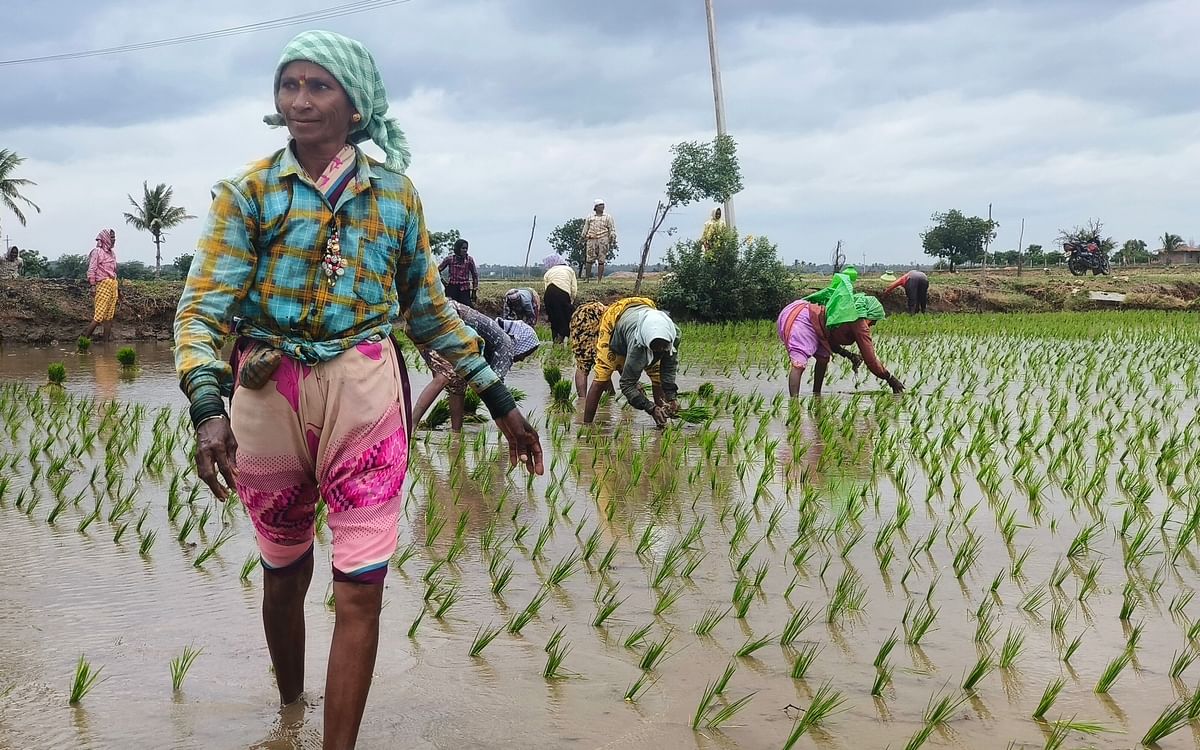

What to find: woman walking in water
left=173, top=30, right=542, bottom=749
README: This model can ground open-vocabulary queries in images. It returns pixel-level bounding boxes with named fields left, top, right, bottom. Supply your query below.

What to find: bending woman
left=410, top=303, right=540, bottom=432
left=777, top=293, right=904, bottom=396
left=582, top=297, right=679, bottom=428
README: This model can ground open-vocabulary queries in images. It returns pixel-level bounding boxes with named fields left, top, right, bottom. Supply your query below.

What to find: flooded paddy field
left=2, top=311, right=1200, bottom=749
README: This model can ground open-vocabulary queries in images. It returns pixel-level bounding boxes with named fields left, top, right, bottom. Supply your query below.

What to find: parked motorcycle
left=1065, top=241, right=1110, bottom=276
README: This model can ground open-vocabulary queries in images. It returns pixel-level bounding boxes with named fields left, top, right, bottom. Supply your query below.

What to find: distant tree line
left=15, top=248, right=193, bottom=281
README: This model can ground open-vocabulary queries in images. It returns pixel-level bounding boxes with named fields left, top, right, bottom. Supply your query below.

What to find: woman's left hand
left=665, top=400, right=680, bottom=416
left=495, top=409, right=544, bottom=475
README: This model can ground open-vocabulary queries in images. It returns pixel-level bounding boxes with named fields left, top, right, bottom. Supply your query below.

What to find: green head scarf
left=826, top=292, right=886, bottom=328
left=264, top=30, right=412, bottom=174
left=803, top=266, right=857, bottom=307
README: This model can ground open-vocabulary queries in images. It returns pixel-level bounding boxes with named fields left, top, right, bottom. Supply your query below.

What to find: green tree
left=1025, top=244, right=1044, bottom=265
left=547, top=218, right=594, bottom=272
left=17, top=248, right=50, bottom=277
left=658, top=228, right=796, bottom=321
left=920, top=209, right=998, bottom=271
left=1057, top=219, right=1114, bottom=257
left=0, top=149, right=41, bottom=227
left=635, top=134, right=744, bottom=292
left=173, top=253, right=194, bottom=277
left=49, top=253, right=89, bottom=280
left=428, top=229, right=461, bottom=258
left=123, top=182, right=195, bottom=275
left=1115, top=239, right=1149, bottom=265
left=1159, top=232, right=1184, bottom=254
left=117, top=261, right=155, bottom=280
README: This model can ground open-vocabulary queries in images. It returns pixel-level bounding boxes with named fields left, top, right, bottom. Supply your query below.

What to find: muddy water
left=1, top=333, right=1198, bottom=750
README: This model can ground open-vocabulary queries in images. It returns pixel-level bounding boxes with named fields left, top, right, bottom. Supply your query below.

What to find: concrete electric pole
left=704, top=0, right=735, bottom=230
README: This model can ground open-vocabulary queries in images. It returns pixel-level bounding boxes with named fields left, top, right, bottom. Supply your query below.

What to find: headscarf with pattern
left=264, top=30, right=411, bottom=174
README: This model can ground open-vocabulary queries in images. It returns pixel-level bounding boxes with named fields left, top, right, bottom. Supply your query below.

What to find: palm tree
left=0, top=149, right=41, bottom=227
left=124, top=182, right=195, bottom=274
left=1160, top=232, right=1184, bottom=253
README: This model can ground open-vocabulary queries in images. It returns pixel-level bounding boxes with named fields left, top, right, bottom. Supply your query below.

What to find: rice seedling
left=998, top=627, right=1025, bottom=669
left=543, top=636, right=572, bottom=679
left=1170, top=649, right=1197, bottom=680
left=468, top=622, right=503, bottom=657
left=68, top=655, right=105, bottom=704
left=169, top=646, right=202, bottom=691
left=871, top=662, right=893, bottom=697
left=903, top=600, right=940, bottom=645
left=654, top=584, right=684, bottom=616
left=734, top=632, right=774, bottom=658
left=546, top=550, right=581, bottom=586
left=407, top=607, right=425, bottom=637
left=139, top=530, right=157, bottom=556
left=1094, top=650, right=1132, bottom=693
left=624, top=673, right=653, bottom=703
left=782, top=681, right=845, bottom=748
left=790, top=643, right=821, bottom=680
left=193, top=527, right=234, bottom=568
left=507, top=589, right=548, bottom=635
left=923, top=689, right=967, bottom=730
left=593, top=588, right=624, bottom=628
left=639, top=631, right=673, bottom=671
left=623, top=623, right=653, bottom=650
left=1141, top=690, right=1200, bottom=746
left=1033, top=677, right=1065, bottom=719
left=693, top=606, right=729, bottom=637
left=962, top=653, right=995, bottom=691
left=1060, top=634, right=1083, bottom=664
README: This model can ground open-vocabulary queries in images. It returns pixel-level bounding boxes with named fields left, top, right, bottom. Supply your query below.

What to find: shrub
left=47, top=363, right=66, bottom=386
left=658, top=228, right=798, bottom=321
left=116, top=347, right=137, bottom=368
left=76, top=336, right=91, bottom=354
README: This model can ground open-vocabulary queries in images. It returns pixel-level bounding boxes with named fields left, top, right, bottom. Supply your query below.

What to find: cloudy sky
left=1, top=0, right=1197, bottom=268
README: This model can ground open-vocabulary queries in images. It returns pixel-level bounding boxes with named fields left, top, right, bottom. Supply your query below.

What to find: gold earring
left=351, top=113, right=362, bottom=123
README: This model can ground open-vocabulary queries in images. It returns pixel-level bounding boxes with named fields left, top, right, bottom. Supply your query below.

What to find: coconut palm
left=123, top=182, right=195, bottom=274
left=1160, top=232, right=1184, bottom=253
left=0, top=149, right=41, bottom=227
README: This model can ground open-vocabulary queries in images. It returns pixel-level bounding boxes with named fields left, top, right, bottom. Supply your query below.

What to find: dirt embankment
left=3, top=272, right=1198, bottom=344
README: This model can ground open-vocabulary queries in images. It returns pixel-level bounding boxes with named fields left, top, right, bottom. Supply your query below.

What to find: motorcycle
left=1065, top=241, right=1110, bottom=276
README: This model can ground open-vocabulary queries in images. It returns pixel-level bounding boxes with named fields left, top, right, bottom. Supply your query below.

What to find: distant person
left=700, top=207, right=724, bottom=256
left=411, top=301, right=540, bottom=432
left=580, top=199, right=616, bottom=281
left=502, top=287, right=540, bottom=326
left=583, top=297, right=680, bottom=428
left=438, top=239, right=478, bottom=306
left=84, top=229, right=118, bottom=341
left=882, top=270, right=929, bottom=313
left=569, top=301, right=607, bottom=397
left=542, top=253, right=576, bottom=344
left=776, top=292, right=904, bottom=397
left=0, top=246, right=22, bottom=279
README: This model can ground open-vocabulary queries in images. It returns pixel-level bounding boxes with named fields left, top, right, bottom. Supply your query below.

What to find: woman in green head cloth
left=777, top=290, right=904, bottom=396
left=173, top=29, right=543, bottom=748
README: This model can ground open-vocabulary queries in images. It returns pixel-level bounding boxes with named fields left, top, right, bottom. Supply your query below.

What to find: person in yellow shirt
left=700, top=207, right=724, bottom=255
left=542, top=253, right=577, bottom=343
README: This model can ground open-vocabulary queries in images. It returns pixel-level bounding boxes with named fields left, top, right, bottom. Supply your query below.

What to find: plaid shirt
left=174, top=145, right=498, bottom=403
left=439, top=254, right=477, bottom=288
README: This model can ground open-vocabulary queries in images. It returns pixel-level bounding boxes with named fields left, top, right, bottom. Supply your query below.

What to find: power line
left=0, top=0, right=413, bottom=67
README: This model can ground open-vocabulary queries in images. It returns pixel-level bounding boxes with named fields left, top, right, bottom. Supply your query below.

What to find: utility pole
left=704, top=0, right=735, bottom=230
left=982, top=202, right=993, bottom=273
left=1015, top=218, right=1025, bottom=277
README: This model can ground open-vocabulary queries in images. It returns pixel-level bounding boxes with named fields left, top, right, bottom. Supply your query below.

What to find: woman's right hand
left=196, top=416, right=239, bottom=501
left=649, top=406, right=669, bottom=428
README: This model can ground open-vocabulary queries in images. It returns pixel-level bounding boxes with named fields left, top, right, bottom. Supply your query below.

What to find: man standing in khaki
left=581, top=198, right=617, bottom=281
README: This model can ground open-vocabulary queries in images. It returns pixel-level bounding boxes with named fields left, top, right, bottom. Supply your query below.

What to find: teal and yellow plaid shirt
left=174, top=144, right=497, bottom=403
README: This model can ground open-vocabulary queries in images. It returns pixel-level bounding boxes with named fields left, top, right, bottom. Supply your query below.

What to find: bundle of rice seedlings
left=543, top=364, right=562, bottom=387
left=551, top=379, right=574, bottom=411
left=674, top=404, right=714, bottom=424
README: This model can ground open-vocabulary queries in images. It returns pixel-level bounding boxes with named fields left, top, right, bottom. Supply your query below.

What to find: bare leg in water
left=323, top=580, right=384, bottom=750
left=262, top=550, right=314, bottom=707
